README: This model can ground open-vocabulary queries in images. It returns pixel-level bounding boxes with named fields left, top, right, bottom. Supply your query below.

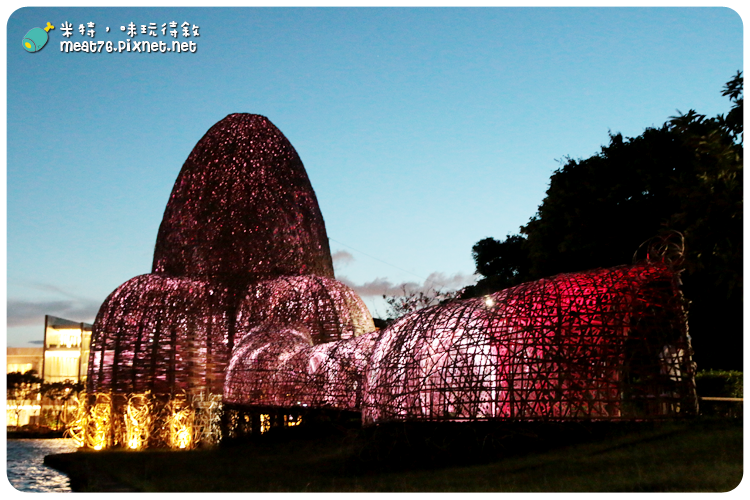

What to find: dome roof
left=88, top=274, right=233, bottom=395
left=362, top=262, right=694, bottom=424
left=224, top=324, right=379, bottom=410
left=236, top=275, right=376, bottom=344
left=152, top=113, right=334, bottom=287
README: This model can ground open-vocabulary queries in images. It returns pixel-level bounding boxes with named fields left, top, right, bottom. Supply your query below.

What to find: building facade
left=6, top=315, right=92, bottom=428
left=41, top=315, right=92, bottom=384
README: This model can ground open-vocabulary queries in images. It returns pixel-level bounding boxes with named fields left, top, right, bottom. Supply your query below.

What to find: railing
left=698, top=397, right=743, bottom=418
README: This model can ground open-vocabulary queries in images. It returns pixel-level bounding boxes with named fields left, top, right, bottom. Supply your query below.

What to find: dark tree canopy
left=467, top=72, right=743, bottom=370
left=471, top=235, right=530, bottom=294
left=7, top=370, right=43, bottom=394
left=7, top=370, right=44, bottom=429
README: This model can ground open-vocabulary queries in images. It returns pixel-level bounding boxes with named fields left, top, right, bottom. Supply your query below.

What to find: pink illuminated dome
left=88, top=274, right=233, bottom=395
left=152, top=113, right=335, bottom=287
left=237, top=275, right=376, bottom=345
left=88, top=114, right=351, bottom=398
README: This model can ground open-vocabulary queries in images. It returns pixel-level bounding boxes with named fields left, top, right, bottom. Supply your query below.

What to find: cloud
left=337, top=276, right=416, bottom=297
left=27, top=282, right=85, bottom=298
left=422, top=271, right=479, bottom=291
left=331, top=250, right=355, bottom=269
left=6, top=298, right=101, bottom=327
left=6, top=272, right=477, bottom=327
left=338, top=271, right=478, bottom=298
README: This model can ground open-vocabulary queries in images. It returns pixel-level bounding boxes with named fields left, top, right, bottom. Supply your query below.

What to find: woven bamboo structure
left=224, top=326, right=379, bottom=410
left=83, top=114, right=373, bottom=448
left=223, top=260, right=697, bottom=424
left=81, top=113, right=697, bottom=448
left=362, top=261, right=697, bottom=424
left=237, top=275, right=375, bottom=344
left=88, top=274, right=234, bottom=395
left=87, top=114, right=352, bottom=397
left=152, top=113, right=334, bottom=286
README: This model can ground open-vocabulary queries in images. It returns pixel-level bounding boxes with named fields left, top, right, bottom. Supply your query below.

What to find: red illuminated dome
left=362, top=262, right=697, bottom=424
left=152, top=113, right=334, bottom=287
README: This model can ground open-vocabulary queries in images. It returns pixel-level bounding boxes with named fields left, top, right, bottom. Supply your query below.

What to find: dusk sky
left=3, top=4, right=744, bottom=347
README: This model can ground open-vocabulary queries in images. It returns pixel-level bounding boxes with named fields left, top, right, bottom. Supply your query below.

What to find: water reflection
left=6, top=439, right=77, bottom=492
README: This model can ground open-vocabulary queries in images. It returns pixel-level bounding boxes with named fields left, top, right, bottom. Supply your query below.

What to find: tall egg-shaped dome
left=152, top=114, right=334, bottom=287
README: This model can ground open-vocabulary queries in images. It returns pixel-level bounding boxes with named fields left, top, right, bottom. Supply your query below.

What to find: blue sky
left=3, top=5, right=744, bottom=347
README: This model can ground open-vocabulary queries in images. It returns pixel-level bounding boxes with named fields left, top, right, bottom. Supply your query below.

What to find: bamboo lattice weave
left=89, top=274, right=234, bottom=395
left=152, top=113, right=334, bottom=286
left=362, top=262, right=696, bottom=423
left=87, top=114, right=356, bottom=398
left=83, top=114, right=698, bottom=451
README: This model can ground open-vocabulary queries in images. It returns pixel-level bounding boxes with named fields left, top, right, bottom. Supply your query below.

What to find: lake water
left=6, top=439, right=78, bottom=493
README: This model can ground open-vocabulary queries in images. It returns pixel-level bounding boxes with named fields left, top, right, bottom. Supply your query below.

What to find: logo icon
left=23, top=22, right=55, bottom=53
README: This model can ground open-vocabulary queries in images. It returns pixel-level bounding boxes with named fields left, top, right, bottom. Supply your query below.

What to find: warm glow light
left=85, top=396, right=112, bottom=451
left=191, top=392, right=223, bottom=447
left=285, top=415, right=301, bottom=427
left=45, top=350, right=81, bottom=358
left=484, top=296, right=495, bottom=307
left=57, top=328, right=83, bottom=348
left=259, top=413, right=271, bottom=434
left=63, top=395, right=86, bottom=447
left=124, top=394, right=151, bottom=451
left=166, top=400, right=194, bottom=450
left=175, top=426, right=191, bottom=449
left=7, top=363, right=34, bottom=373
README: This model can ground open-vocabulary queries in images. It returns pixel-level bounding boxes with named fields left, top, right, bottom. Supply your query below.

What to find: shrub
left=695, top=370, right=743, bottom=398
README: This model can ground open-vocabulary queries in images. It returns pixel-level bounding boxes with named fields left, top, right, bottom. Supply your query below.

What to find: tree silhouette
left=466, top=72, right=742, bottom=370
left=383, top=285, right=461, bottom=320
left=41, top=380, right=85, bottom=430
left=7, top=370, right=43, bottom=429
left=470, top=235, right=530, bottom=294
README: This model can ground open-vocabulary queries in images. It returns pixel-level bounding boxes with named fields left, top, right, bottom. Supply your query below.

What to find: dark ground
left=7, top=429, right=65, bottom=439
left=43, top=416, right=743, bottom=492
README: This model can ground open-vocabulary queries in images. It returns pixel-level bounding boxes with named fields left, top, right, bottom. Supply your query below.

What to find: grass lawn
left=45, top=417, right=742, bottom=492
